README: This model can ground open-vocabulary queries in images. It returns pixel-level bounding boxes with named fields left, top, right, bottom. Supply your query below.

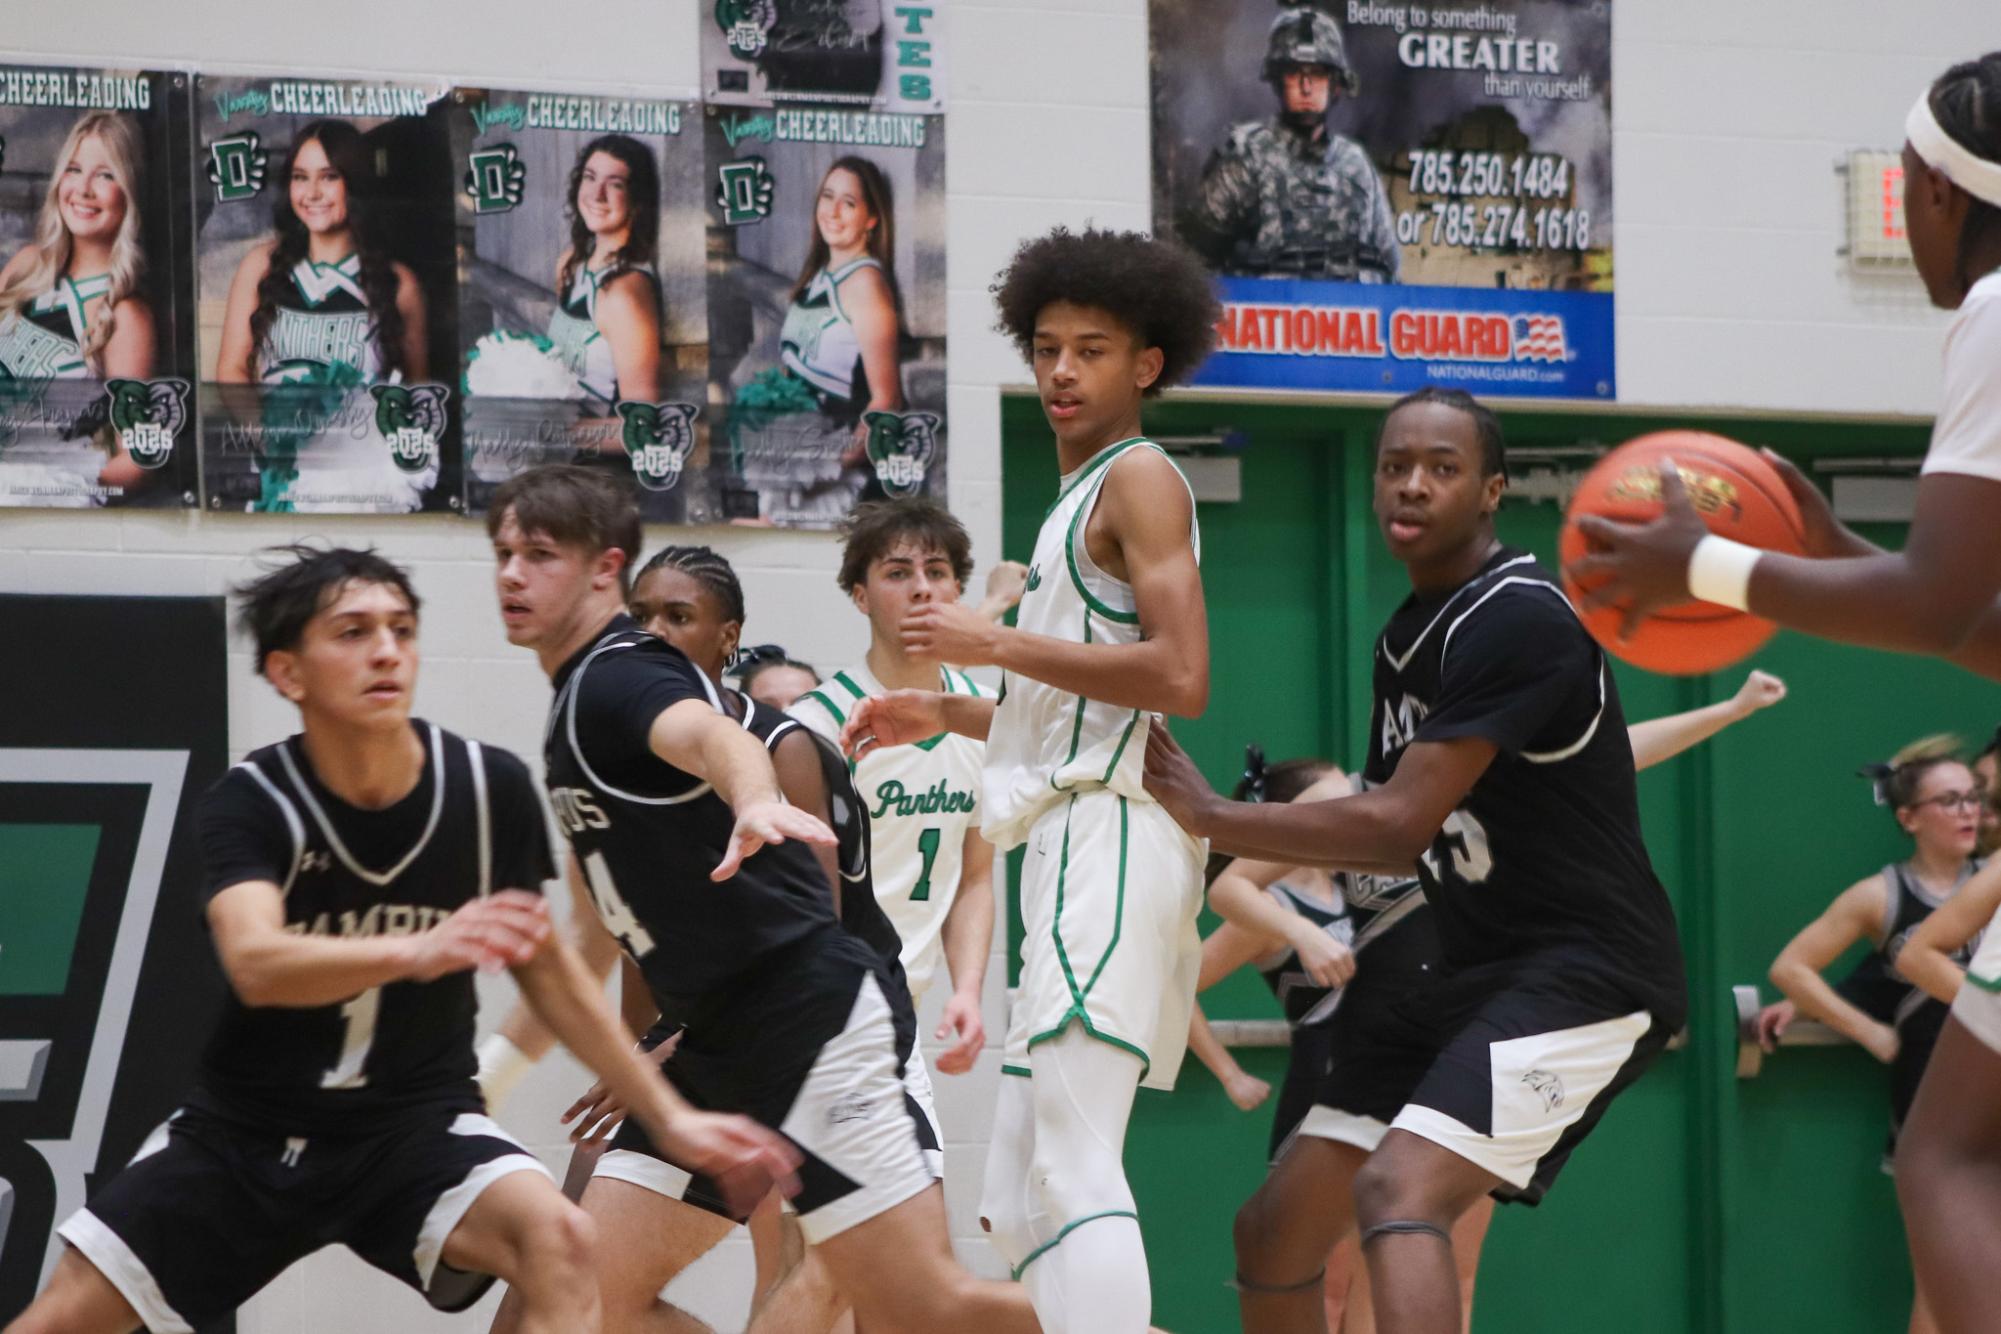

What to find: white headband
left=1906, top=93, right=2001, bottom=209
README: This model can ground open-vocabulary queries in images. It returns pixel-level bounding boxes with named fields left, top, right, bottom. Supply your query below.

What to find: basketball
left=1560, top=431, right=1808, bottom=675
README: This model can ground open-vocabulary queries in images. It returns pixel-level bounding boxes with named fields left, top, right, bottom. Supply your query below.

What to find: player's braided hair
left=1375, top=387, right=1507, bottom=480
left=233, top=543, right=420, bottom=677
left=634, top=544, right=746, bottom=625
left=990, top=227, right=1221, bottom=395
left=1929, top=53, right=2001, bottom=292
left=1859, top=733, right=1966, bottom=809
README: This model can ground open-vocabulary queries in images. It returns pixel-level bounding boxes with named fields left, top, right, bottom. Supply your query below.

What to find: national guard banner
left=193, top=74, right=460, bottom=513
left=706, top=104, right=947, bottom=529
left=703, top=0, right=945, bottom=114
left=1152, top=0, right=1615, bottom=400
left=452, top=87, right=714, bottom=522
left=0, top=594, right=230, bottom=1329
left=0, top=65, right=198, bottom=510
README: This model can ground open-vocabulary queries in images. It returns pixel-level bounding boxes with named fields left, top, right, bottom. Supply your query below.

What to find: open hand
left=649, top=1109, right=804, bottom=1218
left=1565, top=458, right=1710, bottom=639
left=1143, top=720, right=1217, bottom=835
left=841, top=690, right=947, bottom=760
left=561, top=1033, right=678, bottom=1143
left=715, top=801, right=837, bottom=882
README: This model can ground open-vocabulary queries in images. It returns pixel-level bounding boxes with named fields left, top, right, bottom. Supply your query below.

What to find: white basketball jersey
left=982, top=438, right=1200, bottom=851
left=790, top=662, right=990, bottom=1002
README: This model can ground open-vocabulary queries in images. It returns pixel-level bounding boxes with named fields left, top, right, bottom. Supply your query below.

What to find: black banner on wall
left=0, top=594, right=229, bottom=1328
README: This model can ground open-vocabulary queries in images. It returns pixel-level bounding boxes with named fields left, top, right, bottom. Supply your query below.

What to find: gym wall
left=3, top=1, right=1995, bottom=1330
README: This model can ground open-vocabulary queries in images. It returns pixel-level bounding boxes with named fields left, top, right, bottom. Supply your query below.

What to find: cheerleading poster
left=193, top=73, right=459, bottom=512
left=0, top=65, right=197, bottom=509
left=453, top=86, right=713, bottom=522
left=706, top=103, right=947, bottom=528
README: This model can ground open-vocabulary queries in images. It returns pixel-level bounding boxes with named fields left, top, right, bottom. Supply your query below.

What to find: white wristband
left=476, top=1032, right=534, bottom=1109
left=1687, top=535, right=1761, bottom=612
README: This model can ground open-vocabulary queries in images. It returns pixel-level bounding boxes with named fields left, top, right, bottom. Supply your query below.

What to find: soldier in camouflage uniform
left=1186, top=6, right=1401, bottom=283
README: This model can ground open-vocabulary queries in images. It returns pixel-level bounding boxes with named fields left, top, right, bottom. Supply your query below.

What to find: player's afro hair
left=990, top=227, right=1221, bottom=396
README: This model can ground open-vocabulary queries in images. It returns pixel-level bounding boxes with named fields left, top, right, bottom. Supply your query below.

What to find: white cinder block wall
left=5, top=1, right=1994, bottom=1328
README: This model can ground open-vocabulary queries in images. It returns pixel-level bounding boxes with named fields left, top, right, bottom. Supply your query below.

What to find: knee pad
left=1028, top=1126, right=1136, bottom=1228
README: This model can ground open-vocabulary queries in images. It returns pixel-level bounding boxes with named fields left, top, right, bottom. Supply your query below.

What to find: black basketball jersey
left=543, top=616, right=847, bottom=1032
left=1848, top=860, right=1992, bottom=1032
left=1365, top=546, right=1686, bottom=1024
left=193, top=723, right=553, bottom=1132
left=736, top=694, right=907, bottom=968
left=1256, top=879, right=1356, bottom=1028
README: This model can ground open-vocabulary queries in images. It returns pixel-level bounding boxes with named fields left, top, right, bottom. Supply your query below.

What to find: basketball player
left=1144, top=388, right=1687, bottom=1334
left=1189, top=670, right=1783, bottom=1334
left=4, top=546, right=796, bottom=1334
left=841, top=226, right=1222, bottom=1334
left=1567, top=56, right=2001, bottom=684
left=791, top=499, right=998, bottom=1075
left=489, top=464, right=1037, bottom=1332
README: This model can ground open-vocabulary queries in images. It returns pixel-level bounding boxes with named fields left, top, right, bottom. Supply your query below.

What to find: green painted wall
left=999, top=394, right=1991, bottom=1333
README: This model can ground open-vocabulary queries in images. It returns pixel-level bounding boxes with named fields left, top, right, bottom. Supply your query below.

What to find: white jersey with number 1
left=982, top=436, right=1208, bottom=1091
left=790, top=663, right=991, bottom=1003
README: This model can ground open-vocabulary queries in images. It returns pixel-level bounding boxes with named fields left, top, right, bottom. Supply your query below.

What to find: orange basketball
left=1559, top=431, right=1806, bottom=676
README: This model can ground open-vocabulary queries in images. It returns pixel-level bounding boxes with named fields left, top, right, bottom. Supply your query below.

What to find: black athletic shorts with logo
left=1291, top=907, right=1673, bottom=1206
left=591, top=932, right=935, bottom=1243
left=59, top=1099, right=549, bottom=1332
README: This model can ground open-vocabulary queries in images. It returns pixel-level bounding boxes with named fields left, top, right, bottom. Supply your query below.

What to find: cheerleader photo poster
left=707, top=105, right=946, bottom=528
left=453, top=86, right=714, bottom=523
left=0, top=65, right=197, bottom=509
left=193, top=73, right=460, bottom=513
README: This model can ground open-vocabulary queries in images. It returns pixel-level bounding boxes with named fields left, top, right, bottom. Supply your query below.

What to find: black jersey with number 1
left=193, top=722, right=554, bottom=1133
left=1366, top=547, right=1687, bottom=1026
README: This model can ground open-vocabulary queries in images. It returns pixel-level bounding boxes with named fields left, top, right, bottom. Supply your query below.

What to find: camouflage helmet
left=1261, top=7, right=1359, bottom=95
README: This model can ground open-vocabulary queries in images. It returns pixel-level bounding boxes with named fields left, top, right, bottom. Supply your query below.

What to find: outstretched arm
left=1147, top=723, right=1480, bottom=875
left=508, top=926, right=799, bottom=1213
left=648, top=699, right=836, bottom=879
left=1626, top=669, right=1786, bottom=771
left=1569, top=461, right=2001, bottom=675
left=896, top=450, right=1209, bottom=717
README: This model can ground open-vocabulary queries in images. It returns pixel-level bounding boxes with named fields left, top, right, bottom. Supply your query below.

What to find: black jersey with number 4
left=1365, top=547, right=1687, bottom=1025
left=544, top=617, right=858, bottom=1033
left=194, top=723, right=554, bottom=1133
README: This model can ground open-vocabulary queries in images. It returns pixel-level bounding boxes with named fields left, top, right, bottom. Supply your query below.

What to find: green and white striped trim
left=1012, top=1209, right=1140, bottom=1280
left=1025, top=794, right=1150, bottom=1078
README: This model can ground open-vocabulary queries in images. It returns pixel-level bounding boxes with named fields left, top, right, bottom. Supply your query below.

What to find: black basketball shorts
left=58, top=1102, right=550, bottom=1331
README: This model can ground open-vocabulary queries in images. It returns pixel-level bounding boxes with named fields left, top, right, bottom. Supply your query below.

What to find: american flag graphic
left=1512, top=315, right=1568, bottom=362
